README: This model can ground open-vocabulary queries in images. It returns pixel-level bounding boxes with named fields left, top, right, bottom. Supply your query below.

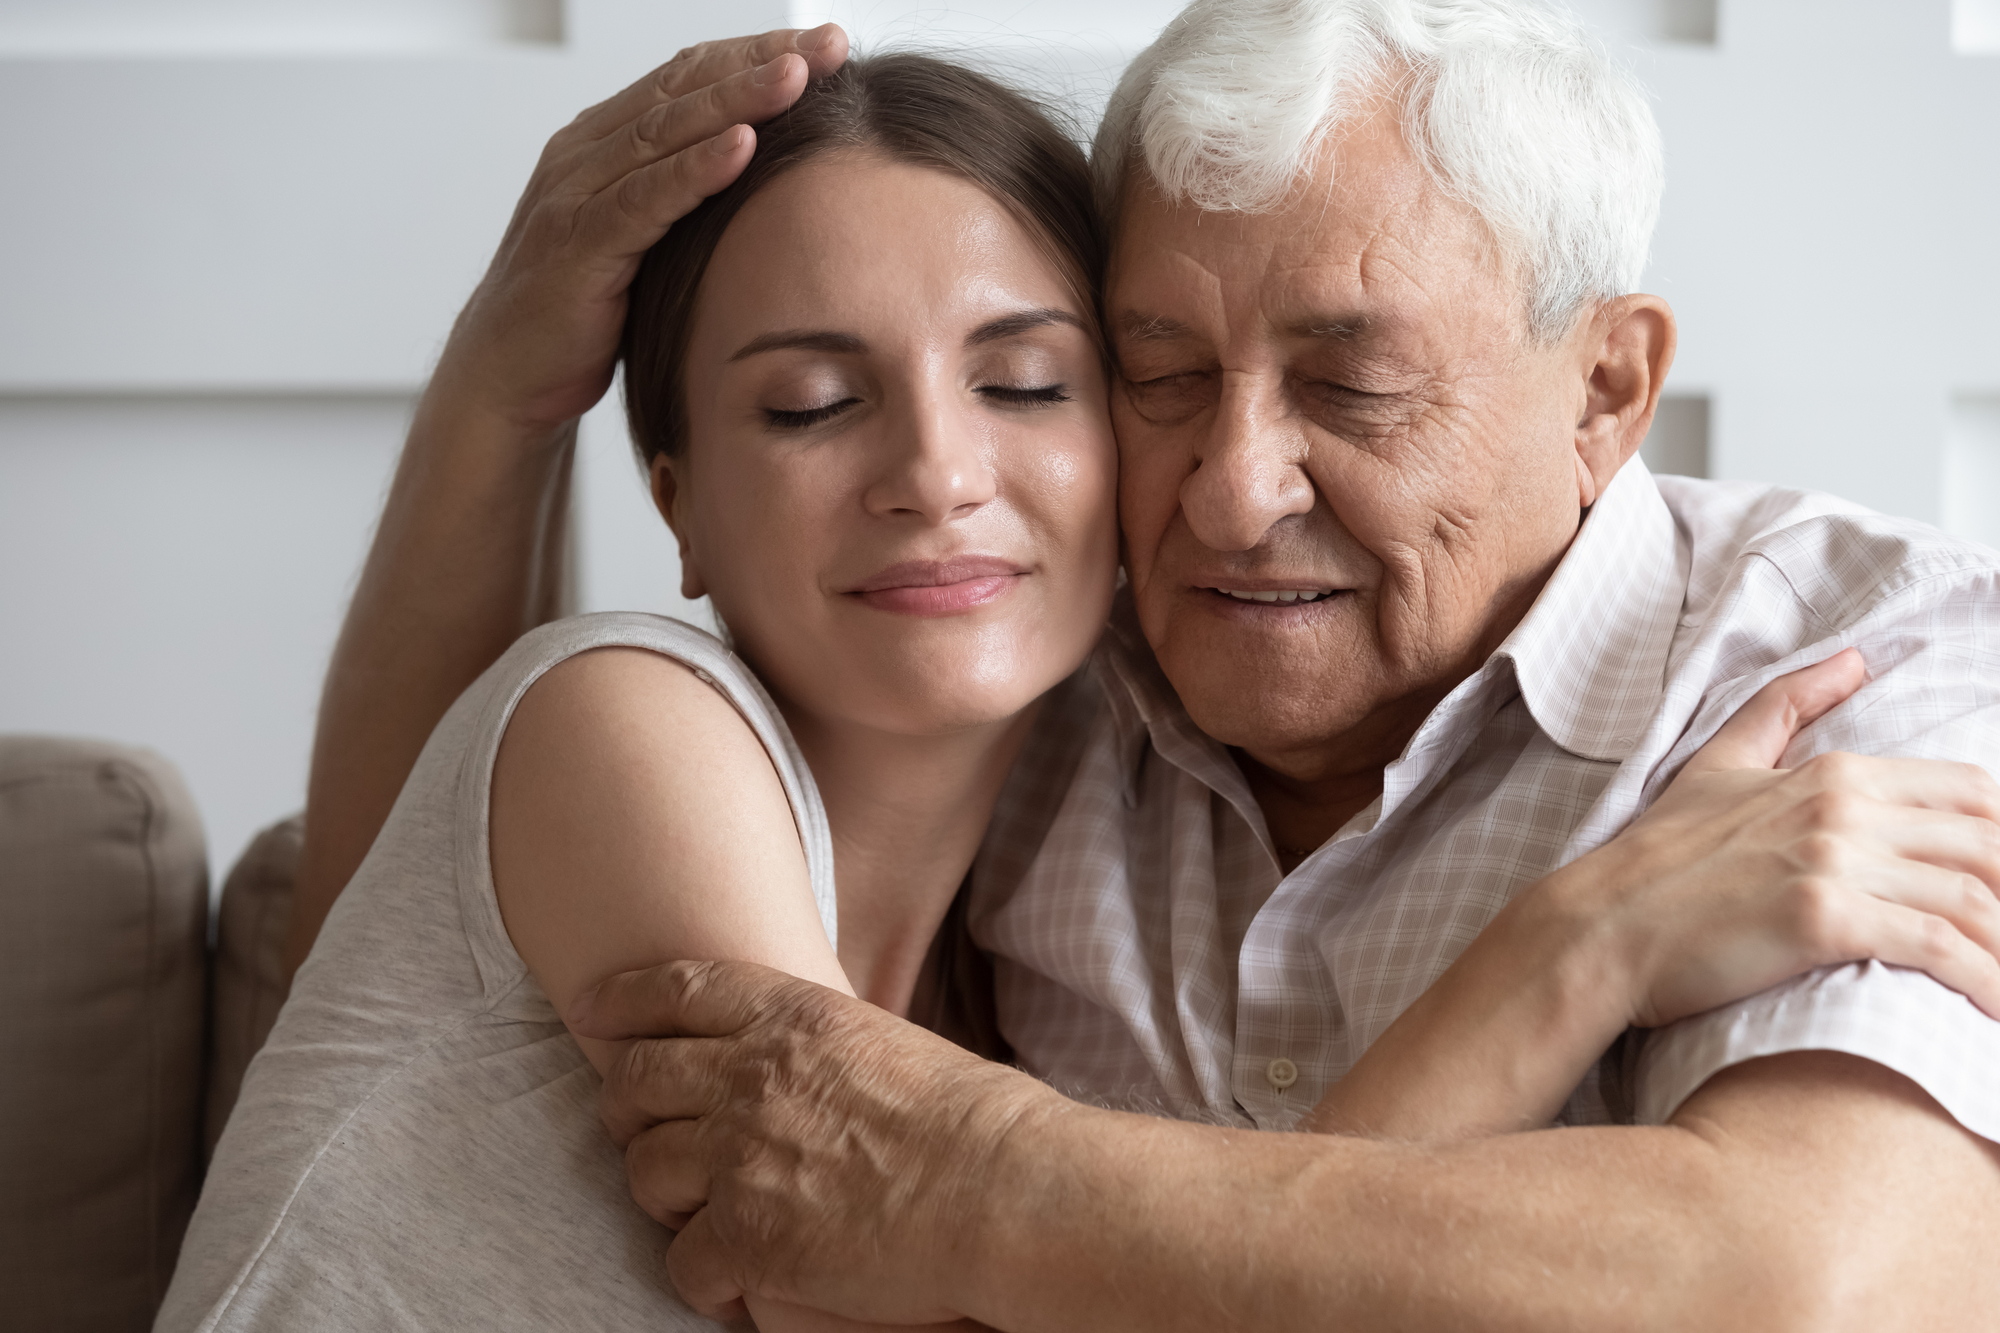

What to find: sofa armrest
left=205, top=814, right=302, bottom=1159
left=0, top=735, right=208, bottom=1333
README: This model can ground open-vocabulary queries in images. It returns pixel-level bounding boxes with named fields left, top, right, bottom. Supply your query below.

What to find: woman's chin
left=848, top=670, right=1060, bottom=737
left=773, top=640, right=1077, bottom=738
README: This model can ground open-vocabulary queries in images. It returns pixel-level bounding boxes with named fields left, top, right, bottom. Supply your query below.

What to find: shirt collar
left=1097, top=590, right=1262, bottom=818
left=1492, top=457, right=1689, bottom=763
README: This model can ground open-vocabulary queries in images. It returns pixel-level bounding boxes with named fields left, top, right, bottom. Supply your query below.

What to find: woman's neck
left=781, top=701, right=1039, bottom=1017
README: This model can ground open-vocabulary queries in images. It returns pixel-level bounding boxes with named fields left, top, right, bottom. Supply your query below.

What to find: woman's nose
left=861, top=395, right=998, bottom=524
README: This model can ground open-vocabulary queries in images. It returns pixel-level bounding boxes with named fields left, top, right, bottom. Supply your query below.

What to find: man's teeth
left=1219, top=588, right=1328, bottom=604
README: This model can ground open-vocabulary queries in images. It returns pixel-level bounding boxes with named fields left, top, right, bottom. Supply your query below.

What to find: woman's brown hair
left=620, top=53, right=1105, bottom=465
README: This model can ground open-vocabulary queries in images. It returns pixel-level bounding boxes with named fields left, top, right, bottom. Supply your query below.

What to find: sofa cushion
left=205, top=813, right=301, bottom=1158
left=0, top=736, right=208, bottom=1333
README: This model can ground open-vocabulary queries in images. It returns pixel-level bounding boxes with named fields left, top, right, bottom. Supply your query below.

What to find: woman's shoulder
left=481, top=614, right=792, bottom=770
left=482, top=611, right=810, bottom=816
left=500, top=641, right=782, bottom=797
left=498, top=611, right=742, bottom=695
left=475, top=611, right=837, bottom=949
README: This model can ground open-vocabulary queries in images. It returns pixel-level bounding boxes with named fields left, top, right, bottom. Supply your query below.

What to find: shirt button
left=1265, top=1057, right=1298, bottom=1091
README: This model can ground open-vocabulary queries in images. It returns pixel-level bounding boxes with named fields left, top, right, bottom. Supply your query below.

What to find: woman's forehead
left=694, top=153, right=1085, bottom=338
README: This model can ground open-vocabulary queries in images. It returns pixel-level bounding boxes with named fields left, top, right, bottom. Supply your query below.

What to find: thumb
left=568, top=958, right=780, bottom=1041
left=1680, top=648, right=1868, bottom=777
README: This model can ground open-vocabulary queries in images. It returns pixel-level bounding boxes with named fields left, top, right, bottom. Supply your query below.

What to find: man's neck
left=1234, top=537, right=1577, bottom=861
left=1233, top=710, right=1420, bottom=860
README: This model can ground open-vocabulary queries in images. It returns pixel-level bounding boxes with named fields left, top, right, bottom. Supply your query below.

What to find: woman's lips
left=848, top=558, right=1027, bottom=617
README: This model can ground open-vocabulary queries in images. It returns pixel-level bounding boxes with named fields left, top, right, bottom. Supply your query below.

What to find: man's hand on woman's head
left=429, top=24, right=849, bottom=438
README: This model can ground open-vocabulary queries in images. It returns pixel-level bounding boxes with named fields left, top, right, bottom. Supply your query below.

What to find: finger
left=598, top=1034, right=726, bottom=1145
left=570, top=958, right=792, bottom=1041
left=572, top=25, right=848, bottom=142
left=1867, top=806, right=2000, bottom=894
left=625, top=1118, right=709, bottom=1228
left=1814, top=892, right=2000, bottom=1020
left=1840, top=850, right=2000, bottom=965
left=565, top=124, right=758, bottom=262
left=1681, top=649, right=1868, bottom=776
left=566, top=55, right=804, bottom=198
left=1791, top=751, right=2000, bottom=822
left=664, top=1205, right=751, bottom=1318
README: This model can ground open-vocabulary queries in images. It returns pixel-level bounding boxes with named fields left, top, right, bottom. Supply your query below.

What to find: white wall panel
left=1956, top=0, right=2000, bottom=52
left=0, top=0, right=563, bottom=55
left=0, top=394, right=407, bottom=871
left=1943, top=395, right=2000, bottom=550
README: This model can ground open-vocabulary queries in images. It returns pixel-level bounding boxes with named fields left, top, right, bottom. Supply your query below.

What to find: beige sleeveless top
left=158, top=613, right=834, bottom=1332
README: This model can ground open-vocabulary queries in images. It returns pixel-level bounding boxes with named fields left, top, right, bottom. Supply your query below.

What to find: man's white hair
left=1095, top=0, right=1664, bottom=339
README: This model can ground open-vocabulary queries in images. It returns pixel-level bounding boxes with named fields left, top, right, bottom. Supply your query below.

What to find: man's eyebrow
left=965, top=308, right=1086, bottom=346
left=1116, top=313, right=1194, bottom=342
left=1289, top=315, right=1372, bottom=341
left=728, top=330, right=868, bottom=362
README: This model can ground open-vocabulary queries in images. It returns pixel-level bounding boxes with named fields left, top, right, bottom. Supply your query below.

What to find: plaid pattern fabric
left=969, top=460, right=2000, bottom=1137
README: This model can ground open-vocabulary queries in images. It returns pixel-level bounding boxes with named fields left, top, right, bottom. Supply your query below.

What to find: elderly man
left=555, top=2, right=2000, bottom=1326
left=281, top=1, right=2000, bottom=1327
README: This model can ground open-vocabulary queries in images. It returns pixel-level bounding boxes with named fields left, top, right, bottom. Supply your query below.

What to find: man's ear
left=650, top=453, right=708, bottom=601
left=1572, top=294, right=1677, bottom=508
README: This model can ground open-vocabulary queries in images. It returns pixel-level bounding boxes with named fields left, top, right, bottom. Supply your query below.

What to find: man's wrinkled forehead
left=1103, top=158, right=1517, bottom=360
left=1114, top=306, right=1384, bottom=353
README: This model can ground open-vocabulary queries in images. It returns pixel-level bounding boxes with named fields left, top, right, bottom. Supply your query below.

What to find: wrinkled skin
left=1107, top=96, right=1673, bottom=847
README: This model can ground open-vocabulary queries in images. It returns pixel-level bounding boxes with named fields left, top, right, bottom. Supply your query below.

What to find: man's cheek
left=1112, top=415, right=1187, bottom=564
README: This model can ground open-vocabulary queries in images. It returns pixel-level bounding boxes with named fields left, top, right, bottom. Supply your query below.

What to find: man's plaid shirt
left=969, top=460, right=2000, bottom=1139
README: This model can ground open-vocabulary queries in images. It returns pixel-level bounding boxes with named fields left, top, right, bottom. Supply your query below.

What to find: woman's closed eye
left=765, top=397, right=862, bottom=430
left=978, top=383, right=1071, bottom=408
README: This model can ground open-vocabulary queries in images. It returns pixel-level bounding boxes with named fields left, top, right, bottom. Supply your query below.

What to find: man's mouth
left=1201, top=583, right=1344, bottom=607
left=1211, top=587, right=1334, bottom=604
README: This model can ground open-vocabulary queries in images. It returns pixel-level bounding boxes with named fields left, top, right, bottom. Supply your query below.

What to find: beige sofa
left=0, top=736, right=299, bottom=1333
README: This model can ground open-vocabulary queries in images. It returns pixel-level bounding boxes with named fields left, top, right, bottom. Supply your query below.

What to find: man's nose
left=861, top=393, right=998, bottom=525
left=1179, top=373, right=1315, bottom=552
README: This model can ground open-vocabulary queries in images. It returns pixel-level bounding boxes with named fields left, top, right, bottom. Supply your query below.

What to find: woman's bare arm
left=490, top=648, right=846, bottom=1070
left=282, top=26, right=852, bottom=979
left=491, top=648, right=980, bottom=1333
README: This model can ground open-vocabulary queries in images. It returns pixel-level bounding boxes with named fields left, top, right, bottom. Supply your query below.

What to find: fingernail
left=752, top=53, right=791, bottom=86
left=796, top=23, right=835, bottom=51
left=707, top=125, right=746, bottom=156
left=567, top=984, right=600, bottom=1025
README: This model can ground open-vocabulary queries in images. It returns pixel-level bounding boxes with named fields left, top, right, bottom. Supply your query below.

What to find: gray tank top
left=158, top=613, right=834, bottom=1331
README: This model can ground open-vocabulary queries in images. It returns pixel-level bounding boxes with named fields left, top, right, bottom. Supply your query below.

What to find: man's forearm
left=962, top=1052, right=2000, bottom=1333
left=283, top=386, right=573, bottom=977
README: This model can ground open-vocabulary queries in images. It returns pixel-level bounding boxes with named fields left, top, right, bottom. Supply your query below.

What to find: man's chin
left=1151, top=617, right=1385, bottom=760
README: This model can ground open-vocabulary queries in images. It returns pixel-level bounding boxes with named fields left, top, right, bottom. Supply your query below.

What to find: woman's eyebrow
left=965, top=308, right=1085, bottom=346
left=728, top=330, right=868, bottom=362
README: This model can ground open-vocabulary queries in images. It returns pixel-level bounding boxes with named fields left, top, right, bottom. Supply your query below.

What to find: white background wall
left=2, top=0, right=1995, bottom=880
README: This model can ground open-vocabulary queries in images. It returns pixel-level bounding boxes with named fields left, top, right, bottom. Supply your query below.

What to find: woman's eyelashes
left=761, top=383, right=1070, bottom=430
left=765, top=397, right=861, bottom=429
left=978, top=383, right=1071, bottom=408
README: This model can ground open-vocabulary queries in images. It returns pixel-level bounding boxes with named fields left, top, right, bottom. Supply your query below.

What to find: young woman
left=165, top=39, right=2000, bottom=1333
